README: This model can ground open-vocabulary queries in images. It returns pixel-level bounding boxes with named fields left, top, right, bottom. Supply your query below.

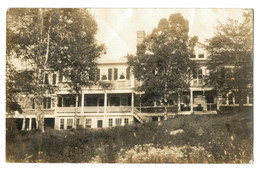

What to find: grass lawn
left=6, top=111, right=253, bottom=163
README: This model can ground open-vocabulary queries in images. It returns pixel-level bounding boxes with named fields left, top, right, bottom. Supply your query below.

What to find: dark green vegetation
left=127, top=13, right=197, bottom=120
left=6, top=9, right=105, bottom=131
left=205, top=9, right=253, bottom=109
left=6, top=112, right=252, bottom=163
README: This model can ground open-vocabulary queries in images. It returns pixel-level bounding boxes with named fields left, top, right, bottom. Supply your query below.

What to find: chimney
left=137, top=30, right=145, bottom=45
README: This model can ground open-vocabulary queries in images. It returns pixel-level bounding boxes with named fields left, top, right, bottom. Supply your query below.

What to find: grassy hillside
left=6, top=112, right=253, bottom=163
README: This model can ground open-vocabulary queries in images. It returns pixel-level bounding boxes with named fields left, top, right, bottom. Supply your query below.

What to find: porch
left=57, top=93, right=134, bottom=114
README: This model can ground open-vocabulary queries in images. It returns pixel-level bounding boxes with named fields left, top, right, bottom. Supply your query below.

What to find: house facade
left=7, top=32, right=253, bottom=131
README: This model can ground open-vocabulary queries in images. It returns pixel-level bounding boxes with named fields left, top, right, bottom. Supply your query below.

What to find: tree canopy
left=6, top=8, right=105, bottom=131
left=205, top=9, right=253, bottom=107
left=127, top=13, right=197, bottom=119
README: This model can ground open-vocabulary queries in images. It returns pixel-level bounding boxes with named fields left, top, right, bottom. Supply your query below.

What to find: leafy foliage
left=205, top=9, right=253, bottom=107
left=6, top=8, right=105, bottom=131
left=6, top=111, right=252, bottom=163
left=127, top=13, right=197, bottom=116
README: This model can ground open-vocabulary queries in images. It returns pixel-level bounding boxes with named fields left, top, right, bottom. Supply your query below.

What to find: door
left=206, top=91, right=217, bottom=111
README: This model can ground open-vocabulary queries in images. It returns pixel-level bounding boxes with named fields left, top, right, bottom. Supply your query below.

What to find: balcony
left=191, top=79, right=204, bottom=87
left=111, top=80, right=131, bottom=88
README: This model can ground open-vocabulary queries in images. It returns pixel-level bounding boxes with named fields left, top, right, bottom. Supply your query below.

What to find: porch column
left=139, top=94, right=142, bottom=113
left=217, top=96, right=220, bottom=111
left=203, top=91, right=207, bottom=111
left=81, top=93, right=84, bottom=114
left=178, top=91, right=181, bottom=112
left=29, top=118, right=32, bottom=131
left=190, top=90, right=193, bottom=112
left=104, top=92, right=107, bottom=113
left=131, top=92, right=134, bottom=113
left=22, top=115, right=26, bottom=131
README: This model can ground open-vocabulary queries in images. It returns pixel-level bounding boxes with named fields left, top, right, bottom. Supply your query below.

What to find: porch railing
left=107, top=106, right=132, bottom=113
left=57, top=107, right=78, bottom=113
left=24, top=109, right=55, bottom=115
left=83, top=107, right=104, bottom=113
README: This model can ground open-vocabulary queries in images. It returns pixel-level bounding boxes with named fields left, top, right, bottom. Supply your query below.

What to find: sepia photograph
left=5, top=7, right=253, bottom=164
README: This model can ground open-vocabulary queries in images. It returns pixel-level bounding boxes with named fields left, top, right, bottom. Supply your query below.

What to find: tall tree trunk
left=74, top=93, right=79, bottom=129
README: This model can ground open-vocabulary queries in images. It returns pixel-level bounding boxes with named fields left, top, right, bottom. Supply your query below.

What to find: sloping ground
left=6, top=111, right=253, bottom=163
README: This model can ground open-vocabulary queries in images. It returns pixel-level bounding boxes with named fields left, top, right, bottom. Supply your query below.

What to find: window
left=52, top=74, right=57, bottom=85
left=108, top=118, right=113, bottom=127
left=126, top=67, right=130, bottom=80
left=44, top=73, right=49, bottom=84
left=124, top=118, right=129, bottom=125
left=43, top=97, right=51, bottom=109
left=115, top=118, right=122, bottom=126
left=199, top=54, right=204, bottom=58
left=114, top=68, right=118, bottom=80
left=85, top=119, right=92, bottom=128
left=190, top=54, right=196, bottom=58
left=108, top=68, right=112, bottom=80
left=110, top=97, right=120, bottom=106
left=97, top=120, right=103, bottom=128
left=60, top=119, right=64, bottom=129
left=67, top=119, right=73, bottom=129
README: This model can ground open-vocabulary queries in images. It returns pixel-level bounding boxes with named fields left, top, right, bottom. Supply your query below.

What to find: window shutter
left=108, top=68, right=112, bottom=80
left=43, top=98, right=47, bottom=109
left=48, top=97, right=51, bottom=109
left=126, top=67, right=130, bottom=80
left=114, top=68, right=118, bottom=80
left=58, top=97, right=62, bottom=107
left=53, top=74, right=57, bottom=84
left=45, top=73, right=49, bottom=84
left=59, top=73, right=63, bottom=82
left=96, top=69, right=100, bottom=81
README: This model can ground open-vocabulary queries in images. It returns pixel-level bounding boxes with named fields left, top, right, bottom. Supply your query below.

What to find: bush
left=6, top=112, right=253, bottom=163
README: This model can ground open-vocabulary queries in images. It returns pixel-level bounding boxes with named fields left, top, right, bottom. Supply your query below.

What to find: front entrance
left=192, top=91, right=217, bottom=112
left=193, top=91, right=204, bottom=111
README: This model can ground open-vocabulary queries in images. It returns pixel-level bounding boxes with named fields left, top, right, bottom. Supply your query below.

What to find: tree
left=6, top=8, right=105, bottom=131
left=205, top=9, right=253, bottom=111
left=127, top=13, right=197, bottom=120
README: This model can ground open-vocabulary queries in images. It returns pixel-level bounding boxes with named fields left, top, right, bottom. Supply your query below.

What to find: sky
left=89, top=9, right=244, bottom=61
